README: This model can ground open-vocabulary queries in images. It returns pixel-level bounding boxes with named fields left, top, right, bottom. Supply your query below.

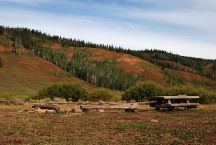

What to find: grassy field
left=0, top=105, right=215, bottom=145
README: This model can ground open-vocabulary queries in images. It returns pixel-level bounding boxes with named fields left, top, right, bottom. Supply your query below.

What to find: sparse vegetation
left=35, top=84, right=88, bottom=101
left=0, top=105, right=216, bottom=145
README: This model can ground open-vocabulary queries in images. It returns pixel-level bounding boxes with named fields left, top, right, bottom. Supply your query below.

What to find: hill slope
left=0, top=53, right=93, bottom=95
left=0, top=26, right=216, bottom=93
left=55, top=46, right=167, bottom=86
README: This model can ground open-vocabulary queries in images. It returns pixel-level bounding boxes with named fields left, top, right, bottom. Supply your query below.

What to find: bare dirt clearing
left=0, top=104, right=215, bottom=145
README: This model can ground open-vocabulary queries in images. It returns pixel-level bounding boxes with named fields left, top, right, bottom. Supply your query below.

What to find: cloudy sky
left=0, top=0, right=215, bottom=59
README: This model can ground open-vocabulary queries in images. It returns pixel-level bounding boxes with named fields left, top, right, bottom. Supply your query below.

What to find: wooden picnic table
left=149, top=95, right=199, bottom=110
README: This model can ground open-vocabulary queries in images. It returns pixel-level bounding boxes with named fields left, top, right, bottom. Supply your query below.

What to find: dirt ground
left=0, top=104, right=216, bottom=145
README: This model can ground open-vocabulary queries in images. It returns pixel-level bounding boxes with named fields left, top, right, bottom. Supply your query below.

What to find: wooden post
left=168, top=99, right=171, bottom=105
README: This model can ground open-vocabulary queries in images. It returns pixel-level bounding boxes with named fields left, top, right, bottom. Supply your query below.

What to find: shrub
left=36, top=84, right=88, bottom=102
left=122, top=81, right=163, bottom=102
left=164, top=85, right=197, bottom=96
left=87, top=88, right=115, bottom=102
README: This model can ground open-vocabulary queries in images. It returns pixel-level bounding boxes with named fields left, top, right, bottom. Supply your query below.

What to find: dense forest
left=0, top=26, right=215, bottom=89
left=67, top=49, right=140, bottom=90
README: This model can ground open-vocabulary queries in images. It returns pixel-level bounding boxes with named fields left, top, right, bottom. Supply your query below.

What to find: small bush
left=122, top=81, right=163, bottom=102
left=35, top=84, right=88, bottom=102
left=87, top=88, right=115, bottom=102
left=164, top=85, right=197, bottom=96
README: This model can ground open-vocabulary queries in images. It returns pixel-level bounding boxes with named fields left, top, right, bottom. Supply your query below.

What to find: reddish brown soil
left=0, top=136, right=25, bottom=144
left=87, top=48, right=145, bottom=74
left=204, top=63, right=213, bottom=72
left=0, top=45, right=13, bottom=53
left=50, top=43, right=62, bottom=51
left=65, top=49, right=74, bottom=60
left=0, top=54, right=94, bottom=95
left=171, top=70, right=210, bottom=81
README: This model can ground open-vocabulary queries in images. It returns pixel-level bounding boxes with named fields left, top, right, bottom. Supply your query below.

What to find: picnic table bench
left=149, top=95, right=199, bottom=110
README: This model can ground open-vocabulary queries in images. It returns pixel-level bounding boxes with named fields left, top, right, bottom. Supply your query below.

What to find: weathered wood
left=154, top=96, right=199, bottom=99
left=169, top=103, right=199, bottom=107
left=150, top=95, right=200, bottom=110
left=81, top=103, right=138, bottom=113
left=32, top=104, right=60, bottom=112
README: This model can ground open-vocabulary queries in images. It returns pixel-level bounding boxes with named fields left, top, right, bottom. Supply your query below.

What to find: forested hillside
left=0, top=53, right=93, bottom=95
left=107, top=49, right=216, bottom=80
left=0, top=26, right=216, bottom=92
left=0, top=26, right=165, bottom=90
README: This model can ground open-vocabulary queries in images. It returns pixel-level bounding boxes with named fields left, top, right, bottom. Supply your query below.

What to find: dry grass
left=0, top=53, right=93, bottom=96
left=0, top=104, right=215, bottom=145
left=169, top=69, right=210, bottom=81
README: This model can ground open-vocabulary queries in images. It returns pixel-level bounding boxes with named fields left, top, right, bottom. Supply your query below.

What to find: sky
left=0, top=0, right=216, bottom=59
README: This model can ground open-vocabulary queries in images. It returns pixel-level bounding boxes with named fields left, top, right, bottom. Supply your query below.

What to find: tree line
left=0, top=26, right=215, bottom=81
left=105, top=48, right=216, bottom=80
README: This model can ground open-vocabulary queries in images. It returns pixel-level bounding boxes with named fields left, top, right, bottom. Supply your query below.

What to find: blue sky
left=0, top=0, right=216, bottom=59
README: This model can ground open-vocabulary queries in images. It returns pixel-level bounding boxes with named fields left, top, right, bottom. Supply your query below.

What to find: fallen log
left=32, top=104, right=60, bottom=112
left=81, top=103, right=138, bottom=113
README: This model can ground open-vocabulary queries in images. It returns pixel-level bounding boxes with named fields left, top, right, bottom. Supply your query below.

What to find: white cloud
left=0, top=1, right=215, bottom=59
left=1, top=7, right=215, bottom=59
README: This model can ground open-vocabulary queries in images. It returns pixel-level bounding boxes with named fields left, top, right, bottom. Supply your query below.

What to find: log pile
left=18, top=102, right=139, bottom=114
